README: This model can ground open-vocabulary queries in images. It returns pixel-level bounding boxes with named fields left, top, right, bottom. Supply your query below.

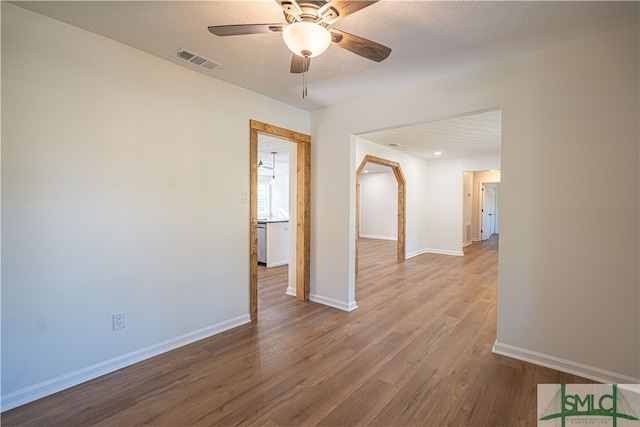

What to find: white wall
left=359, top=171, right=398, bottom=240
left=1, top=4, right=309, bottom=409
left=423, top=154, right=500, bottom=255
left=311, top=23, right=639, bottom=381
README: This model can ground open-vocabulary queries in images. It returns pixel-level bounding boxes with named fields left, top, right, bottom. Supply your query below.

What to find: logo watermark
left=538, top=384, right=640, bottom=427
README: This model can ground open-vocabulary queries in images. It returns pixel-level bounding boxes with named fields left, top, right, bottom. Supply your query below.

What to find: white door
left=481, top=184, right=493, bottom=241
left=491, top=184, right=500, bottom=234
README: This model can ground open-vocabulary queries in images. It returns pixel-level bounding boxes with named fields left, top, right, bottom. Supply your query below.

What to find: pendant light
left=270, top=152, right=278, bottom=186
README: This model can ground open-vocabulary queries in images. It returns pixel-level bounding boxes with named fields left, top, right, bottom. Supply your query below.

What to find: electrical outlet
left=113, top=312, right=126, bottom=330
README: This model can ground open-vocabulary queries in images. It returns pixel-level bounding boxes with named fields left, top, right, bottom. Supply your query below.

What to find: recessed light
left=434, top=151, right=442, bottom=156
left=388, top=143, right=402, bottom=147
left=363, top=170, right=369, bottom=173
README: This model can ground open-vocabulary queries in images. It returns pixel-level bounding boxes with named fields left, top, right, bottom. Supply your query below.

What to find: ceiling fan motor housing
left=281, top=1, right=338, bottom=25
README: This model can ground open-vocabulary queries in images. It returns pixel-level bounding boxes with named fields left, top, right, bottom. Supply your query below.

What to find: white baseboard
left=406, top=248, right=464, bottom=259
left=266, top=260, right=289, bottom=267
left=309, top=293, right=357, bottom=312
left=1, top=314, right=251, bottom=412
left=359, top=234, right=397, bottom=241
left=405, top=248, right=429, bottom=259
left=492, top=341, right=640, bottom=384
left=285, top=287, right=296, bottom=297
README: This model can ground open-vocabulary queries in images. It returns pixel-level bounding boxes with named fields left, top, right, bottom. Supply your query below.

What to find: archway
left=355, top=155, right=406, bottom=275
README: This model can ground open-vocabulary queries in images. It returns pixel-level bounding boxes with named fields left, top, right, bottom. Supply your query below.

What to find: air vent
left=173, top=48, right=221, bottom=71
left=388, top=143, right=403, bottom=147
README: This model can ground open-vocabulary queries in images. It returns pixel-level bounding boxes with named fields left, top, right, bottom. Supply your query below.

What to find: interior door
left=481, top=184, right=492, bottom=240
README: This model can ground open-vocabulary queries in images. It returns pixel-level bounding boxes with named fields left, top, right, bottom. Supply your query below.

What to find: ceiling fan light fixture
left=282, top=22, right=331, bottom=58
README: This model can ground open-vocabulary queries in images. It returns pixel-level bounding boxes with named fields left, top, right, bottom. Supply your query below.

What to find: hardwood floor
left=2, top=237, right=594, bottom=426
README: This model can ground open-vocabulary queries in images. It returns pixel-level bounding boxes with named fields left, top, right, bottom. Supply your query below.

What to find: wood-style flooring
left=2, top=236, right=594, bottom=426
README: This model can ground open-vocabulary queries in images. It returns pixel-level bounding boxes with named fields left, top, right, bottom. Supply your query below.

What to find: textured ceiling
left=359, top=109, right=501, bottom=161
left=12, top=1, right=639, bottom=112
left=258, top=134, right=292, bottom=176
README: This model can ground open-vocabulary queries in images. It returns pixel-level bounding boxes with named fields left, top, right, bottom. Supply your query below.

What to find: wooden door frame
left=250, top=120, right=310, bottom=321
left=355, top=155, right=406, bottom=275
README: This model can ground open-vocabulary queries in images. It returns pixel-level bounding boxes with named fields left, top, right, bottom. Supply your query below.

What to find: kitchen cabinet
left=257, top=223, right=266, bottom=263
left=257, top=220, right=289, bottom=267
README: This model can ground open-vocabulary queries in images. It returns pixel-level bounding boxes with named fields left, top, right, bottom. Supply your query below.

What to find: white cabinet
left=266, top=221, right=289, bottom=267
left=257, top=223, right=266, bottom=263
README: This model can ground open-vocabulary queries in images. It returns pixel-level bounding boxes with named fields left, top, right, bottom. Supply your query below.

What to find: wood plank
left=315, top=377, right=399, bottom=426
left=250, top=121, right=259, bottom=321
left=296, top=140, right=310, bottom=301
left=249, top=120, right=311, bottom=144
left=269, top=331, right=413, bottom=426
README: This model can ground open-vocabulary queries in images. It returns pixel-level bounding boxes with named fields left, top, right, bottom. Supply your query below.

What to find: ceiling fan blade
left=208, top=24, right=284, bottom=36
left=290, top=54, right=310, bottom=74
left=330, top=28, right=391, bottom=62
left=319, top=1, right=378, bottom=24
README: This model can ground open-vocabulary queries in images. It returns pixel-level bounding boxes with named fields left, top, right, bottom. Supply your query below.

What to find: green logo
left=539, top=384, right=639, bottom=427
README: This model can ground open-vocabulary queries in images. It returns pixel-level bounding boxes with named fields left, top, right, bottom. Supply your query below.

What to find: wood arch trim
left=356, top=155, right=406, bottom=275
left=250, top=120, right=310, bottom=321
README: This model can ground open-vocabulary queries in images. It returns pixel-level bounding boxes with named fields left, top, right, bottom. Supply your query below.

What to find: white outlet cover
left=112, top=312, right=126, bottom=330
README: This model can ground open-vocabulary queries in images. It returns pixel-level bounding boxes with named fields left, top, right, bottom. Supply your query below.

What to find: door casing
left=249, top=120, right=310, bottom=321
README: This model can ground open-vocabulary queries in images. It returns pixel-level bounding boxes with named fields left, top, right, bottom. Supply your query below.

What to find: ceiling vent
left=388, top=143, right=403, bottom=147
left=173, top=48, right=221, bottom=71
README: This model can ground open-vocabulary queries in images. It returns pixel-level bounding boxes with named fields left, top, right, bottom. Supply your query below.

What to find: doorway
left=480, top=182, right=500, bottom=240
left=355, top=155, right=406, bottom=276
left=249, top=120, right=310, bottom=321
left=463, top=170, right=501, bottom=243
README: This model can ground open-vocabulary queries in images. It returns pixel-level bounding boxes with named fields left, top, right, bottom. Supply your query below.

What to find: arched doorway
left=355, top=155, right=406, bottom=275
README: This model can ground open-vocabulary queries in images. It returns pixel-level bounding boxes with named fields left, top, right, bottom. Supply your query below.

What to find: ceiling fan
left=258, top=158, right=273, bottom=170
left=208, top=0, right=391, bottom=96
